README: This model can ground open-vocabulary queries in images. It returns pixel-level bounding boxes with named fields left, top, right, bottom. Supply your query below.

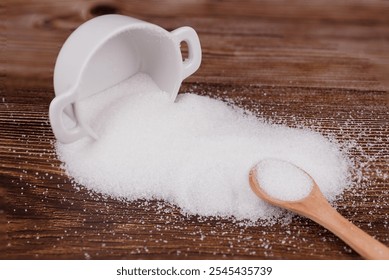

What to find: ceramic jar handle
left=171, top=27, right=202, bottom=80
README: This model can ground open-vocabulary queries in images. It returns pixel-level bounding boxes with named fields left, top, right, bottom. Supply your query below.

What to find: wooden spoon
left=249, top=159, right=389, bottom=260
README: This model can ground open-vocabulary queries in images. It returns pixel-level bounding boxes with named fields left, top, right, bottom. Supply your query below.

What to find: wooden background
left=1, top=0, right=388, bottom=259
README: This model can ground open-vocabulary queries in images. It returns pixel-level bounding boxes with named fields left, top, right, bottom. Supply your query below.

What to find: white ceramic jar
left=50, top=14, right=201, bottom=143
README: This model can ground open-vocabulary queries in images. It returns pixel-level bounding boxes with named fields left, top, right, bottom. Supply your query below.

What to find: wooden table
left=1, top=0, right=388, bottom=259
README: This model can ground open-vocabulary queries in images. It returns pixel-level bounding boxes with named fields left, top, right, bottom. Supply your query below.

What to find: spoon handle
left=300, top=191, right=389, bottom=260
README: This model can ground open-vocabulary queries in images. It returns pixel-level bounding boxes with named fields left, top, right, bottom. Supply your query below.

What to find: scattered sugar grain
left=56, top=73, right=352, bottom=222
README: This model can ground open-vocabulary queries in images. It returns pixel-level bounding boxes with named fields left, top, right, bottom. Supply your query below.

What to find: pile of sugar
left=56, top=73, right=351, bottom=221
left=255, top=159, right=314, bottom=201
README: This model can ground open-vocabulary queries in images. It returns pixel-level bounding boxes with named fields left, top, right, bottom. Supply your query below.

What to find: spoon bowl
left=249, top=159, right=389, bottom=260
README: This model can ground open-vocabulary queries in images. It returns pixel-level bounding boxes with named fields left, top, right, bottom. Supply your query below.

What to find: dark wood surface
left=1, top=0, right=388, bottom=259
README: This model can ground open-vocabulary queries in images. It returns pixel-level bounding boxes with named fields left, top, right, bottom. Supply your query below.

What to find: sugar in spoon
left=249, top=159, right=389, bottom=260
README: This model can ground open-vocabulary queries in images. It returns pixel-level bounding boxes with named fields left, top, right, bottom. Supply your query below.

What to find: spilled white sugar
left=56, top=73, right=351, bottom=221
left=255, top=159, right=314, bottom=201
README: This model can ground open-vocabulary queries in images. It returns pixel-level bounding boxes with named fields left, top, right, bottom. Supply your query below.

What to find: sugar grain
left=56, top=73, right=351, bottom=221
left=255, top=159, right=314, bottom=201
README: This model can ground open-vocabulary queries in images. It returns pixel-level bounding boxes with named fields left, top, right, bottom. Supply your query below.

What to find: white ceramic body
left=50, top=14, right=201, bottom=143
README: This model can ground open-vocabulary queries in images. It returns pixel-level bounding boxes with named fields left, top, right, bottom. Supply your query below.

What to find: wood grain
left=1, top=0, right=388, bottom=259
